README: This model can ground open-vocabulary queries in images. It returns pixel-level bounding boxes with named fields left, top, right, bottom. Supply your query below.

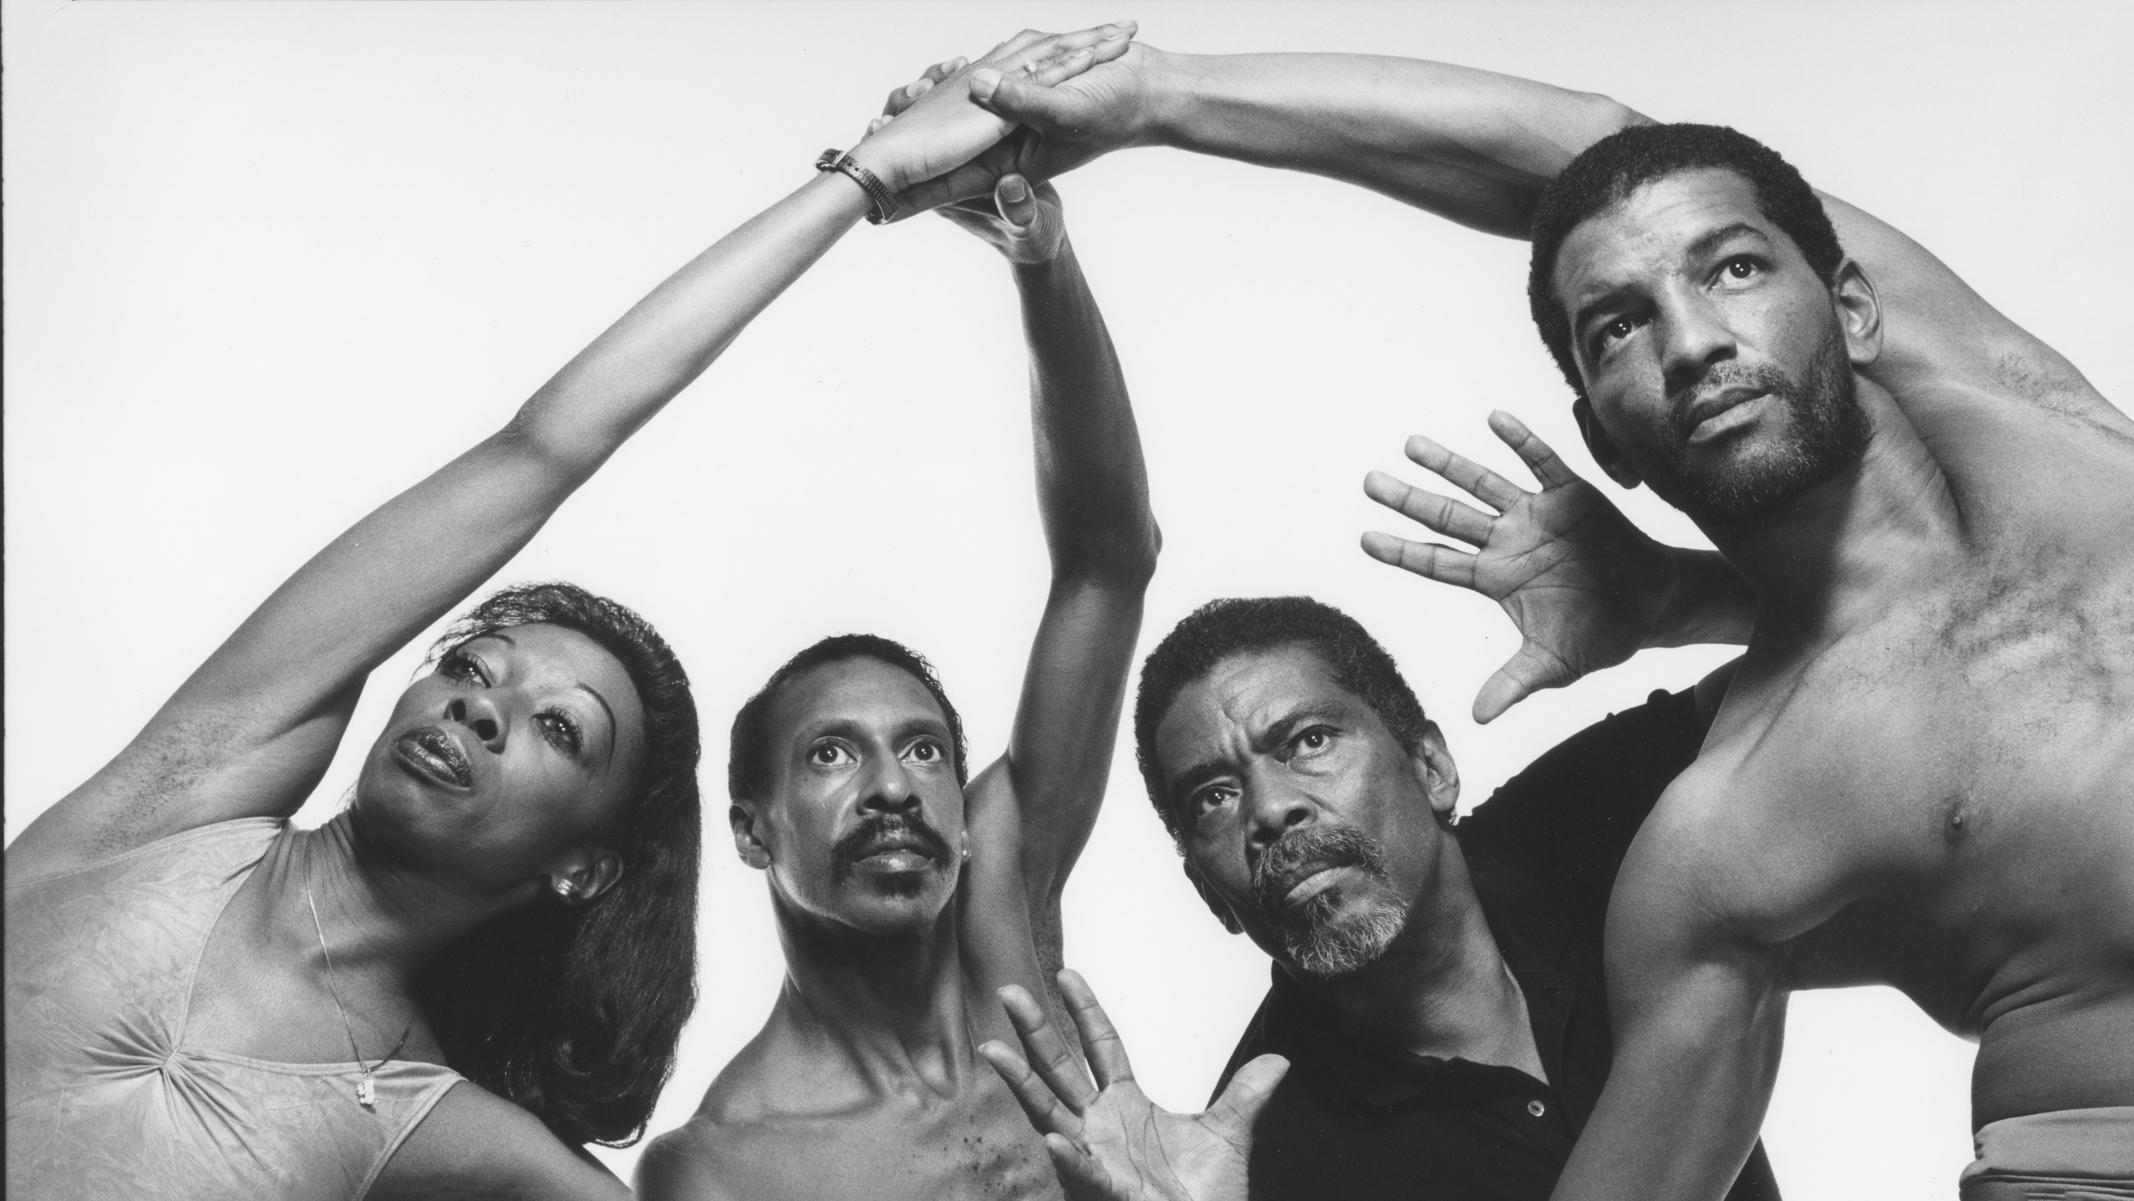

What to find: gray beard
left=1253, top=823, right=1407, bottom=979
left=1647, top=321, right=1869, bottom=525
left=1284, top=889, right=1407, bottom=978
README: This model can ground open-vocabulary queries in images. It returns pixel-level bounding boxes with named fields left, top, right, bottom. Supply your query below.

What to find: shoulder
left=373, top=1081, right=628, bottom=1200
left=1608, top=744, right=1853, bottom=961
left=1457, top=685, right=1705, bottom=886
left=636, top=1116, right=755, bottom=1201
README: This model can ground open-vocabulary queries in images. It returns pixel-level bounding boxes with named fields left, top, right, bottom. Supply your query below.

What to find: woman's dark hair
left=1526, top=122, right=1845, bottom=398
left=411, top=581, right=702, bottom=1148
left=728, top=632, right=970, bottom=803
left=1133, top=596, right=1436, bottom=844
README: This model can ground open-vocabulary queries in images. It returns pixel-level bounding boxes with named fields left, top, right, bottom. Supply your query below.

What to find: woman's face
left=357, top=622, right=648, bottom=896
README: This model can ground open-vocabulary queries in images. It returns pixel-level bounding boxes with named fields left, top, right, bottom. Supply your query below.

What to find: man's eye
left=537, top=711, right=583, bottom=756
left=808, top=744, right=852, bottom=767
left=1191, top=785, right=1237, bottom=818
left=905, top=739, right=944, bottom=765
left=1719, top=256, right=1761, bottom=282
left=1292, top=727, right=1335, bottom=757
left=1593, top=315, right=1640, bottom=353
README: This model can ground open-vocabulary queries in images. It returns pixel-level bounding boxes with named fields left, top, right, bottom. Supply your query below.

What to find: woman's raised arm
left=9, top=24, right=1137, bottom=874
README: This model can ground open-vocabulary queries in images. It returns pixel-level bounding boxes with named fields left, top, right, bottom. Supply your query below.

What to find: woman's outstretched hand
left=848, top=24, right=1137, bottom=197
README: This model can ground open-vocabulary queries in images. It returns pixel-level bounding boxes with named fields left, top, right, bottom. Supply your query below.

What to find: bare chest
left=719, top=1073, right=1061, bottom=1201
left=1690, top=556, right=2134, bottom=1021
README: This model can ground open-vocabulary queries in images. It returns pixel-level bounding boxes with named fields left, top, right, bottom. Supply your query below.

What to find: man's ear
left=1413, top=723, right=1461, bottom=822
left=550, top=848, right=623, bottom=907
left=730, top=801, right=772, bottom=871
left=1831, top=259, right=1883, bottom=368
left=1182, top=859, right=1243, bottom=935
left=1573, top=396, right=1643, bottom=489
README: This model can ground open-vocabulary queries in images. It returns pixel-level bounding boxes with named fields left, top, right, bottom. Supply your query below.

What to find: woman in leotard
left=3, top=26, right=1133, bottom=1200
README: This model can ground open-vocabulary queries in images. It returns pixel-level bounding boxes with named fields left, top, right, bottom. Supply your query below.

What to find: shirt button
left=1527, top=1099, right=1547, bottom=1118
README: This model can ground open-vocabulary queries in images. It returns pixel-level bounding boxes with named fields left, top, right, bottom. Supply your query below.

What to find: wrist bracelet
left=815, top=149, right=898, bottom=225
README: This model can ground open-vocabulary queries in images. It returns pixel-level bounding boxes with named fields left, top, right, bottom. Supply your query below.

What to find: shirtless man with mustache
left=633, top=52, right=1162, bottom=1199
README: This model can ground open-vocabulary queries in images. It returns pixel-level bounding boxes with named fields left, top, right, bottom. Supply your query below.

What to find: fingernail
left=970, top=67, right=1000, bottom=99
left=1002, top=178, right=1029, bottom=202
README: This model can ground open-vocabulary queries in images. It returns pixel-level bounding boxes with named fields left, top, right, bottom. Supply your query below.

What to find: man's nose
left=445, top=693, right=505, bottom=751
left=1244, top=771, right=1313, bottom=853
left=858, top=756, right=921, bottom=814
left=1659, top=291, right=1737, bottom=396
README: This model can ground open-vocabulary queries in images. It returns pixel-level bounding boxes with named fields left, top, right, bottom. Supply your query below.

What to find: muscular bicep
left=1824, top=192, right=2117, bottom=423
left=1551, top=811, right=1790, bottom=1201
left=1001, top=575, right=1147, bottom=899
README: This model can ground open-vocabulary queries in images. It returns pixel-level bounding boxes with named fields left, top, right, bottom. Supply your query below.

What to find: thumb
left=970, top=67, right=1081, bottom=130
left=1473, top=641, right=1570, bottom=724
left=994, top=174, right=1038, bottom=228
left=1205, top=1054, right=1288, bottom=1137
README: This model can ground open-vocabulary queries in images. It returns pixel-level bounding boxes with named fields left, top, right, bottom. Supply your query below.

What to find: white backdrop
left=6, top=1, right=2128, bottom=1194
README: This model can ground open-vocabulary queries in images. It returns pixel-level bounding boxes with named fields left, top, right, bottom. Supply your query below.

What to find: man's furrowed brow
left=1254, top=702, right=1348, bottom=752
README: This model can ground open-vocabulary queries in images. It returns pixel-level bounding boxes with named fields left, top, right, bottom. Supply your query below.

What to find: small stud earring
left=553, top=878, right=577, bottom=900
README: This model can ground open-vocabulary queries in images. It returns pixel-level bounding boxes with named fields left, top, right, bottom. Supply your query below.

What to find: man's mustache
left=831, top=813, right=953, bottom=880
left=1671, top=360, right=1797, bottom=443
left=1249, top=823, right=1388, bottom=912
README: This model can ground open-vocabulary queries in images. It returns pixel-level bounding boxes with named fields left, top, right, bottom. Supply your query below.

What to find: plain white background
left=6, top=1, right=2128, bottom=1194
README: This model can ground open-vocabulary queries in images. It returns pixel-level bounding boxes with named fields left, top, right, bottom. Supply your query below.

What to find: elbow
left=1571, top=91, right=1650, bottom=147
left=1060, top=518, right=1162, bottom=590
left=492, top=406, right=616, bottom=484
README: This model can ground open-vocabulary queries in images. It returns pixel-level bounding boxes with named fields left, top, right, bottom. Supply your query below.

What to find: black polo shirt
left=1212, top=686, right=1781, bottom=1201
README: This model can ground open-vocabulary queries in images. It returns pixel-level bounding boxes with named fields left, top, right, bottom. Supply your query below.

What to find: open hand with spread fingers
left=1361, top=411, right=1684, bottom=724
left=979, top=970, right=1286, bottom=1201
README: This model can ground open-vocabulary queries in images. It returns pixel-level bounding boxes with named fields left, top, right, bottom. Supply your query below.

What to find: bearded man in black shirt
left=1098, top=595, right=1778, bottom=1201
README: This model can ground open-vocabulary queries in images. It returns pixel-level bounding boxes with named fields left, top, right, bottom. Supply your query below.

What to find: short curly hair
left=728, top=632, right=970, bottom=804
left=1133, top=597, right=1434, bottom=844
left=1527, top=122, right=1845, bottom=398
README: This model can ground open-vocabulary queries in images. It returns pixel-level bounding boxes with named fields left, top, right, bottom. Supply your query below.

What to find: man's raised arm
left=935, top=176, right=1159, bottom=982
left=906, top=47, right=1642, bottom=238
left=1549, top=793, right=1793, bottom=1201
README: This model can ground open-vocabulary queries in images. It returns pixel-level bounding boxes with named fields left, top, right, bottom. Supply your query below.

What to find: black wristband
left=815, top=149, right=899, bottom=225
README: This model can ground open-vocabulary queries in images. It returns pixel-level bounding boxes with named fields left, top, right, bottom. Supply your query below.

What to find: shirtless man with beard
left=634, top=67, right=1162, bottom=1201
left=944, top=44, right=2134, bottom=1201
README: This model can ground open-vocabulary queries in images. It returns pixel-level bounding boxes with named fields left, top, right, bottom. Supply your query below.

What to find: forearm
left=508, top=173, right=869, bottom=475
left=1014, top=241, right=1160, bottom=584
left=1648, top=548, right=1756, bottom=648
left=1142, top=49, right=1643, bottom=238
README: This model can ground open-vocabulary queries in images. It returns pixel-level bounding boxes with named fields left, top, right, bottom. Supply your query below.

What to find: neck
left=298, top=811, right=526, bottom=993
left=1698, top=382, right=1959, bottom=642
left=769, top=890, right=973, bottom=1091
left=1288, top=846, right=1540, bottom=1075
